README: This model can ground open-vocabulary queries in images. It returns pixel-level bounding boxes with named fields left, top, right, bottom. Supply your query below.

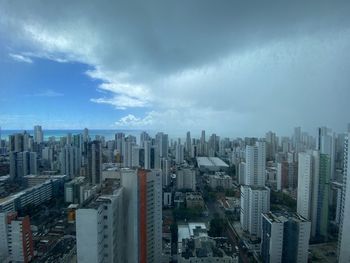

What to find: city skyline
left=1, top=1, right=350, bottom=136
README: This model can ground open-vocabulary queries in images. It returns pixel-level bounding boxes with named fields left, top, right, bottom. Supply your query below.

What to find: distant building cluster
left=0, top=124, right=349, bottom=262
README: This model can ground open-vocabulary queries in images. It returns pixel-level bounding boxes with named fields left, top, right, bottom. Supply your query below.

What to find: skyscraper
left=175, top=142, right=184, bottom=164
left=87, top=141, right=102, bottom=185
left=186, top=131, right=191, bottom=155
left=10, top=151, right=37, bottom=182
left=240, top=185, right=270, bottom=237
left=9, top=133, right=26, bottom=152
left=59, top=145, right=80, bottom=179
left=144, top=141, right=151, bottom=169
left=245, top=141, right=266, bottom=186
left=317, top=127, right=335, bottom=180
left=121, top=169, right=162, bottom=263
left=155, top=132, right=168, bottom=158
left=34, top=125, right=43, bottom=144
left=338, top=133, right=350, bottom=262
left=297, top=151, right=330, bottom=241
left=200, top=130, right=206, bottom=156
left=265, top=131, right=277, bottom=161
left=0, top=212, right=34, bottom=263
left=261, top=212, right=311, bottom=263
left=76, top=188, right=124, bottom=263
left=140, top=131, right=150, bottom=148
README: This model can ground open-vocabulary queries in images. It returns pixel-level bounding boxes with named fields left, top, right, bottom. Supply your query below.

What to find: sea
left=0, top=129, right=154, bottom=142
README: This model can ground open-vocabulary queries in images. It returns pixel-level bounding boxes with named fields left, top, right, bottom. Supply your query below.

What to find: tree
left=208, top=216, right=227, bottom=237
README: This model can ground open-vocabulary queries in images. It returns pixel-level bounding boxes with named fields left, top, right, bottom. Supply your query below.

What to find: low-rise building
left=209, top=172, right=232, bottom=189
left=0, top=178, right=64, bottom=213
left=178, top=222, right=238, bottom=263
left=185, top=192, right=205, bottom=209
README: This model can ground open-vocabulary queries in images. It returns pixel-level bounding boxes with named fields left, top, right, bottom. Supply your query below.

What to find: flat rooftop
left=197, top=157, right=229, bottom=168
left=178, top=222, right=207, bottom=243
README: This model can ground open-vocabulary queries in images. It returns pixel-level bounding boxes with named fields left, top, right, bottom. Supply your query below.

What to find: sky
left=0, top=0, right=349, bottom=137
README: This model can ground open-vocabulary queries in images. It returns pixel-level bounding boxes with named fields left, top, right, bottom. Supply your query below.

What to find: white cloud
left=9, top=53, right=33, bottom=63
left=33, top=89, right=64, bottom=97
left=90, top=95, right=148, bottom=110
left=115, top=113, right=154, bottom=127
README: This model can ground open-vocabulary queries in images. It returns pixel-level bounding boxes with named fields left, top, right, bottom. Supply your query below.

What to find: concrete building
left=34, top=125, right=43, bottom=144
left=24, top=174, right=67, bottom=188
left=240, top=185, right=270, bottom=237
left=10, top=151, right=37, bottom=182
left=59, top=145, right=80, bottom=179
left=177, top=222, right=238, bottom=263
left=163, top=192, right=172, bottom=207
left=185, top=192, right=205, bottom=209
left=155, top=132, right=168, bottom=158
left=0, top=178, right=64, bottom=213
left=261, top=212, right=311, bottom=263
left=297, top=151, right=330, bottom=241
left=121, top=169, right=162, bottom=263
left=238, top=162, right=246, bottom=185
left=9, top=133, right=27, bottom=152
left=161, top=158, right=170, bottom=187
left=196, top=157, right=229, bottom=172
left=176, top=168, right=196, bottom=191
left=338, top=133, right=350, bottom=262
left=87, top=140, right=102, bottom=185
left=186, top=131, right=192, bottom=155
left=64, top=176, right=98, bottom=204
left=265, top=131, right=277, bottom=161
left=209, top=172, right=232, bottom=189
left=176, top=143, right=185, bottom=164
left=0, top=212, right=34, bottom=263
left=76, top=188, right=124, bottom=263
left=245, top=141, right=266, bottom=186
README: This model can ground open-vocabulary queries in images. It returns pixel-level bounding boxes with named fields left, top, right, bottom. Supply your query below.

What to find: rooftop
left=196, top=157, right=229, bottom=168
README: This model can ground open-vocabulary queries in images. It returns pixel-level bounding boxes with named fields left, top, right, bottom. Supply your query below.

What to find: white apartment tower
left=261, top=212, right=311, bottom=263
left=76, top=188, right=124, bottom=263
left=240, top=185, right=270, bottom=237
left=297, top=151, right=330, bottom=241
left=121, top=169, right=162, bottom=263
left=34, top=125, right=43, bottom=143
left=245, top=141, right=266, bottom=186
left=176, top=168, right=196, bottom=191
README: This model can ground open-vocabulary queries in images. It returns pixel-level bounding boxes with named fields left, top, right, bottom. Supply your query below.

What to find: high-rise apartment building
left=186, top=131, right=191, bottom=155
left=87, top=140, right=102, bottom=185
left=240, top=185, right=270, bottom=237
left=34, top=125, right=43, bottom=143
left=76, top=188, right=124, bottom=263
left=0, top=212, right=34, bottom=263
left=59, top=145, right=80, bottom=178
left=10, top=151, right=37, bottom=182
left=297, top=151, right=330, bottom=241
left=317, top=127, right=335, bottom=180
left=338, top=133, right=350, bottom=262
left=175, top=143, right=184, bottom=164
left=176, top=168, right=196, bottom=191
left=245, top=141, right=266, bottom=186
left=9, top=133, right=27, bottom=152
left=265, top=131, right=277, bottom=161
left=261, top=212, right=311, bottom=263
left=121, top=169, right=162, bottom=263
left=155, top=132, right=168, bottom=158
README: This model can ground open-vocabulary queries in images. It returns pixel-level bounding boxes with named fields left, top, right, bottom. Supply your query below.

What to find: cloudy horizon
left=0, top=0, right=349, bottom=137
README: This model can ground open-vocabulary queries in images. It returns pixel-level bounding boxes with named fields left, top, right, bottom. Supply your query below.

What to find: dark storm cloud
left=0, top=0, right=349, bottom=136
